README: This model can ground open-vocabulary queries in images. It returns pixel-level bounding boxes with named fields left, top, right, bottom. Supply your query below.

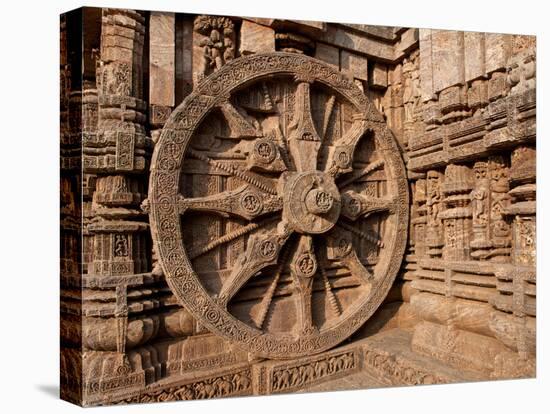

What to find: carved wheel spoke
left=341, top=191, right=397, bottom=221
left=188, top=148, right=278, bottom=195
left=218, top=99, right=261, bottom=139
left=288, top=80, right=322, bottom=172
left=254, top=244, right=292, bottom=329
left=315, top=243, right=343, bottom=317
left=150, top=53, right=409, bottom=359
left=178, top=185, right=282, bottom=221
left=217, top=221, right=292, bottom=308
left=326, top=227, right=373, bottom=286
left=188, top=216, right=278, bottom=260
left=336, top=220, right=384, bottom=248
left=325, top=117, right=369, bottom=177
left=337, top=159, right=385, bottom=189
left=290, top=235, right=318, bottom=336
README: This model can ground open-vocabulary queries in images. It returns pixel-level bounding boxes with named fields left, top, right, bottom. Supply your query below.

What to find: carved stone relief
left=425, top=170, right=444, bottom=258
left=60, top=8, right=536, bottom=407
left=149, top=52, right=409, bottom=359
left=193, top=15, right=236, bottom=82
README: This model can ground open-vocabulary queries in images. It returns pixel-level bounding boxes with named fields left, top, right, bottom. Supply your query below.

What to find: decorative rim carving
left=149, top=52, right=409, bottom=359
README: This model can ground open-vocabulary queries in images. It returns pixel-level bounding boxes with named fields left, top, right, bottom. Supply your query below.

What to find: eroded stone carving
left=119, top=368, right=253, bottom=403
left=470, top=161, right=491, bottom=258
left=149, top=52, right=409, bottom=359
left=194, top=15, right=235, bottom=80
left=425, top=170, right=444, bottom=258
left=61, top=9, right=536, bottom=406
left=440, top=164, right=473, bottom=261
left=271, top=351, right=357, bottom=392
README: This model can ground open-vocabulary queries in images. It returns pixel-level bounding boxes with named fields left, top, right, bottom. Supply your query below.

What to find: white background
left=0, top=0, right=547, bottom=412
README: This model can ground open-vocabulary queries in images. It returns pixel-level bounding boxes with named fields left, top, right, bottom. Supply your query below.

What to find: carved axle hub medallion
left=149, top=52, right=409, bottom=359
left=282, top=171, right=341, bottom=234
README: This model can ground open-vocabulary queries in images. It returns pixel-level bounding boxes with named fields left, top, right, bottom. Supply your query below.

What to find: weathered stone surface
left=485, top=33, right=512, bottom=74
left=149, top=12, right=175, bottom=107
left=464, top=31, right=485, bottom=82
left=411, top=321, right=513, bottom=374
left=431, top=30, right=465, bottom=92
left=419, top=28, right=434, bottom=101
left=395, top=28, right=419, bottom=59
left=61, top=6, right=536, bottom=407
left=240, top=20, right=275, bottom=54
left=320, top=24, right=395, bottom=61
left=370, top=61, right=388, bottom=88
left=314, top=42, right=339, bottom=68
left=340, top=50, right=368, bottom=81
left=340, top=24, right=397, bottom=40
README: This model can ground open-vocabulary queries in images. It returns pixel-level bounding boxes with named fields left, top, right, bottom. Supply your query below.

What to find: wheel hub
left=282, top=171, right=341, bottom=234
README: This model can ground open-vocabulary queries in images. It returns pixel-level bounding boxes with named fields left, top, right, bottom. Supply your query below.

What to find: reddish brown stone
left=60, top=7, right=537, bottom=407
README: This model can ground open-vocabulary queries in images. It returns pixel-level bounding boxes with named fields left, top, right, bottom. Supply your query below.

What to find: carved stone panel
left=149, top=52, right=409, bottom=359
left=60, top=8, right=537, bottom=406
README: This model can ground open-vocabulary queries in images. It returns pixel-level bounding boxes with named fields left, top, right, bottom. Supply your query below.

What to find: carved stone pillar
left=411, top=177, right=427, bottom=260
left=508, top=147, right=536, bottom=265
left=82, top=82, right=98, bottom=274
left=60, top=62, right=81, bottom=282
left=440, top=164, right=473, bottom=261
left=88, top=9, right=151, bottom=278
left=81, top=9, right=159, bottom=401
left=488, top=156, right=512, bottom=262
left=490, top=146, right=536, bottom=378
left=398, top=175, right=425, bottom=299
left=469, top=156, right=512, bottom=262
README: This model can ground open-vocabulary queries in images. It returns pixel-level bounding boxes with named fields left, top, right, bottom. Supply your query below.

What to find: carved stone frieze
left=263, top=348, right=359, bottom=393
left=117, top=368, right=253, bottom=404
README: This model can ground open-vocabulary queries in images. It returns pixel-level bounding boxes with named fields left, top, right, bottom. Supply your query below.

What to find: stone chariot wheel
left=149, top=52, right=409, bottom=359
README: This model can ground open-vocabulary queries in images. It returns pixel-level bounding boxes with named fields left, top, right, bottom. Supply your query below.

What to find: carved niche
left=148, top=53, right=409, bottom=359
left=470, top=160, right=491, bottom=257
left=425, top=170, right=444, bottom=258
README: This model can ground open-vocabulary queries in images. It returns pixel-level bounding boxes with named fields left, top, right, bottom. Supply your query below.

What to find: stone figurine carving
left=425, top=170, right=444, bottom=258
left=470, top=161, right=491, bottom=258
left=194, top=15, right=236, bottom=78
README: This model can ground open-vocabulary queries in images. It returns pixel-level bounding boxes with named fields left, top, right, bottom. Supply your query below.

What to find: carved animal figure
left=232, top=372, right=250, bottom=392
left=315, top=359, right=329, bottom=377
left=274, top=369, right=290, bottom=390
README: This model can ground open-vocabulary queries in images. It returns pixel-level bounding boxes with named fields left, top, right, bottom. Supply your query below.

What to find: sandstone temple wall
left=60, top=7, right=536, bottom=406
